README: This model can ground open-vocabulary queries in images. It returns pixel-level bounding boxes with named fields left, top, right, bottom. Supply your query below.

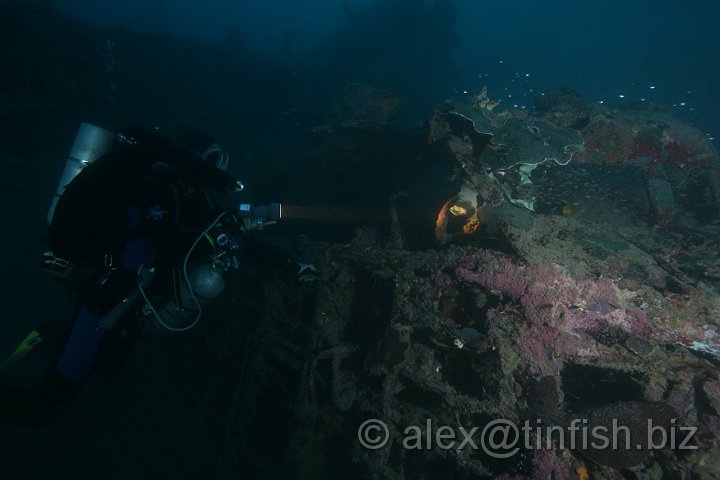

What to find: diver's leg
left=0, top=303, right=108, bottom=426
left=54, top=306, right=106, bottom=386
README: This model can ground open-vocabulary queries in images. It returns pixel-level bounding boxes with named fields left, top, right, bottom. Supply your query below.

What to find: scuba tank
left=140, top=213, right=238, bottom=334
left=97, top=262, right=226, bottom=334
left=47, top=122, right=116, bottom=225
left=145, top=263, right=227, bottom=334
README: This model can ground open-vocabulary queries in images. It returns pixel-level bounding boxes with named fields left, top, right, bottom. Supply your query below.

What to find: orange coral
left=576, top=466, right=589, bottom=480
left=463, top=213, right=481, bottom=234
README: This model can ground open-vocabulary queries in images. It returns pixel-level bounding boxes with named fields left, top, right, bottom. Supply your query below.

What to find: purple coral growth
left=455, top=252, right=653, bottom=370
left=456, top=253, right=532, bottom=298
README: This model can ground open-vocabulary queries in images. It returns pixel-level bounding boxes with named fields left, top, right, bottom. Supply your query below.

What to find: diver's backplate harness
left=44, top=122, right=281, bottom=335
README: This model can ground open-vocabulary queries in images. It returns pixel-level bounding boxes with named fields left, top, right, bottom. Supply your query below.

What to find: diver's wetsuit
left=0, top=127, right=240, bottom=426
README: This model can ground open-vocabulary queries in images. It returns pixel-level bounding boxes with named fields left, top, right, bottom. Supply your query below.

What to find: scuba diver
left=0, top=124, right=301, bottom=426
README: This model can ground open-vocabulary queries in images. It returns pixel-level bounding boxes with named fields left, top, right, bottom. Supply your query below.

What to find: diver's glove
left=295, top=261, right=319, bottom=283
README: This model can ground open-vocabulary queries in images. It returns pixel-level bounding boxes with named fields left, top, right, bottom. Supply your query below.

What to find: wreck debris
left=575, top=401, right=678, bottom=469
left=188, top=221, right=720, bottom=477
left=178, top=89, right=720, bottom=479
left=314, top=83, right=401, bottom=132
left=429, top=88, right=720, bottom=227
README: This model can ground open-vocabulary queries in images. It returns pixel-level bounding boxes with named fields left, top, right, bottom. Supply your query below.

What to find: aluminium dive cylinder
left=47, top=122, right=116, bottom=225
left=147, top=263, right=226, bottom=334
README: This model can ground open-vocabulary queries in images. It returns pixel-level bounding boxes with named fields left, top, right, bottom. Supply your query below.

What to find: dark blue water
left=53, top=0, right=720, bottom=140
left=1, top=1, right=719, bottom=479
